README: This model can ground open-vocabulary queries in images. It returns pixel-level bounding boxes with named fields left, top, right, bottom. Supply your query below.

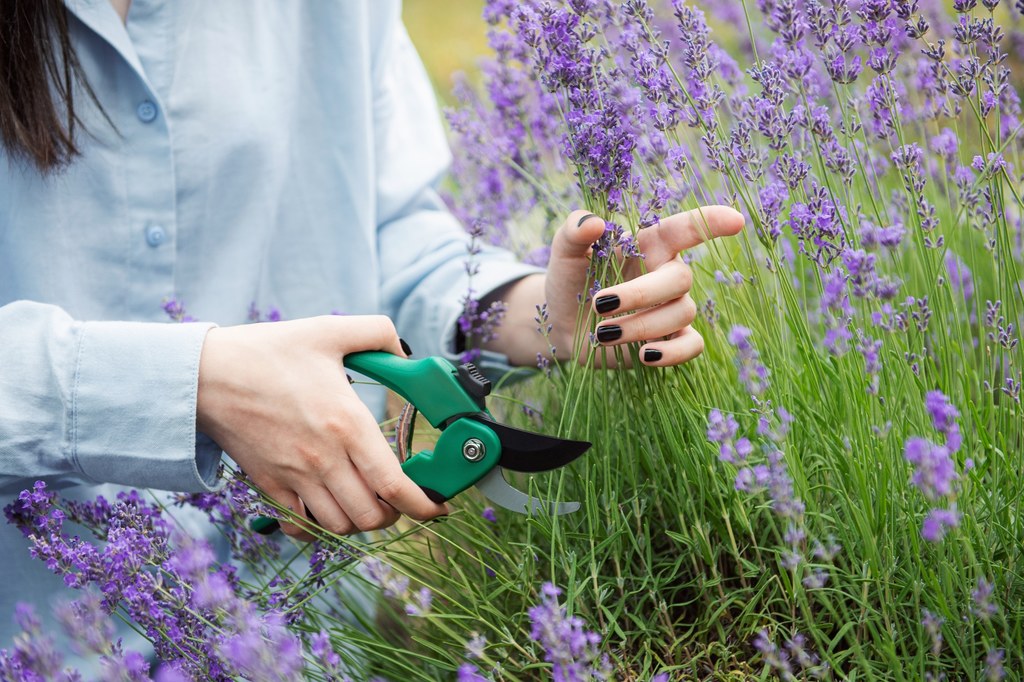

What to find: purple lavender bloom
left=458, top=295, right=508, bottom=364
left=943, top=251, right=974, bottom=303
left=788, top=183, right=847, bottom=266
left=404, top=587, right=434, bottom=617
left=362, top=558, right=410, bottom=600
left=728, top=326, right=770, bottom=396
left=154, top=664, right=191, bottom=682
left=971, top=578, right=999, bottom=621
left=162, top=297, right=196, bottom=323
left=986, top=649, right=1006, bottom=681
left=54, top=591, right=116, bottom=656
left=802, top=569, right=830, bottom=589
left=758, top=180, right=789, bottom=239
left=921, top=609, right=945, bottom=656
left=482, top=507, right=498, bottom=523
left=706, top=409, right=752, bottom=463
left=904, top=437, right=958, bottom=500
left=971, top=152, right=1008, bottom=178
left=527, top=583, right=611, bottom=681
left=466, top=633, right=487, bottom=660
left=821, top=269, right=851, bottom=316
left=752, top=630, right=794, bottom=678
left=523, top=245, right=552, bottom=267
left=826, top=52, right=863, bottom=83
left=0, top=603, right=67, bottom=681
left=98, top=649, right=152, bottom=682
left=176, top=474, right=281, bottom=567
left=458, top=663, right=490, bottom=682
left=310, top=630, right=343, bottom=672
left=218, top=611, right=304, bottom=681
left=4, top=481, right=321, bottom=680
left=929, top=128, right=959, bottom=162
left=921, top=507, right=960, bottom=542
left=924, top=390, right=962, bottom=452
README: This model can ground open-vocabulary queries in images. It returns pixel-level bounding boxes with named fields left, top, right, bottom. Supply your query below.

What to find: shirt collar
left=64, top=0, right=149, bottom=84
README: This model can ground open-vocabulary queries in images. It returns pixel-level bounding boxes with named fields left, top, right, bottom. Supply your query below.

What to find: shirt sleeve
left=0, top=301, right=222, bottom=494
left=371, top=9, right=543, bottom=367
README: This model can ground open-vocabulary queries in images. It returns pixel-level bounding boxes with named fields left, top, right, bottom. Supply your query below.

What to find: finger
left=341, top=398, right=448, bottom=521
left=593, top=258, right=692, bottom=316
left=294, top=483, right=362, bottom=535
left=548, top=211, right=608, bottom=302
left=320, top=459, right=401, bottom=532
left=317, top=314, right=405, bottom=357
left=595, top=295, right=697, bottom=346
left=637, top=206, right=744, bottom=262
left=275, top=494, right=317, bottom=542
left=638, top=326, right=706, bottom=367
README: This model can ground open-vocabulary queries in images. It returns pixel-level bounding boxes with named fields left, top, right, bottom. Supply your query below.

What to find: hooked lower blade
left=474, top=467, right=580, bottom=515
left=471, top=416, right=591, bottom=473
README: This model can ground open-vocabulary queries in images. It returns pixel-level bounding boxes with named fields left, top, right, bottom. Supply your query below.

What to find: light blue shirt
left=0, top=0, right=539, bottom=650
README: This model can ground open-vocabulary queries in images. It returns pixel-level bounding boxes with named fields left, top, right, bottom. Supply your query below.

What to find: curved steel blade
left=471, top=417, right=591, bottom=473
left=474, top=467, right=580, bottom=515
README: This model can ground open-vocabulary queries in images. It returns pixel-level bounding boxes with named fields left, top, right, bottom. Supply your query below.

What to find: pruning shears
left=251, top=351, right=591, bottom=534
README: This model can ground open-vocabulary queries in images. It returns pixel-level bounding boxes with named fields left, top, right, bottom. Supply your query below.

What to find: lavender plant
left=373, top=0, right=1023, bottom=677
left=6, top=0, right=1024, bottom=679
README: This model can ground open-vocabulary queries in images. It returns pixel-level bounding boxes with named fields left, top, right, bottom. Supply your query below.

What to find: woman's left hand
left=550, top=205, right=747, bottom=368
left=484, top=205, right=744, bottom=368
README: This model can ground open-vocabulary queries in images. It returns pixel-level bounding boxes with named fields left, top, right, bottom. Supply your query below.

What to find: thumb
left=548, top=211, right=607, bottom=296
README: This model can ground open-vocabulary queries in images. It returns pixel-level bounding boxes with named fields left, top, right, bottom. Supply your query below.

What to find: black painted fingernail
left=595, top=294, right=620, bottom=314
left=643, top=348, right=663, bottom=363
left=576, top=213, right=598, bottom=228
left=596, top=324, right=622, bottom=343
left=400, top=338, right=413, bottom=356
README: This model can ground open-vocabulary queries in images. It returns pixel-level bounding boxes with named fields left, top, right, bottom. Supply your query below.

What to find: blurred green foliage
left=403, top=0, right=489, bottom=102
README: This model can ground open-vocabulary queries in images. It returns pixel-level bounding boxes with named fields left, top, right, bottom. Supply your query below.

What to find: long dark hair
left=0, top=0, right=104, bottom=173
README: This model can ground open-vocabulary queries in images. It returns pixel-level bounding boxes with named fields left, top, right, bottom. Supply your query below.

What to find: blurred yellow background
left=402, top=0, right=489, bottom=102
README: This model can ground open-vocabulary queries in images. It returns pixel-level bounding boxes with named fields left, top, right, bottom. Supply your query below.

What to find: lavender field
left=4, top=0, right=1024, bottom=679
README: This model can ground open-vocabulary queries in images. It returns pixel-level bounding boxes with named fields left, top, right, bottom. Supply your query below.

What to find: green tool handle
left=250, top=351, right=499, bottom=535
left=344, top=351, right=485, bottom=428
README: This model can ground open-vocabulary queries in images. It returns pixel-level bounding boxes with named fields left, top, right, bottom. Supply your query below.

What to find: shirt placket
left=65, top=0, right=179, bottom=319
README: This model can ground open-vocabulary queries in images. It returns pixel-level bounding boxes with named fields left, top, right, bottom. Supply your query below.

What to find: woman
left=0, top=0, right=742, bottom=652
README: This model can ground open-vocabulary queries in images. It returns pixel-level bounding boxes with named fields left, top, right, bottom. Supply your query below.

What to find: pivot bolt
left=462, top=438, right=486, bottom=462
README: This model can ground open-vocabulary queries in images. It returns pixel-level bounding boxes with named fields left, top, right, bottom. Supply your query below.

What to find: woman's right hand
left=196, top=315, right=448, bottom=541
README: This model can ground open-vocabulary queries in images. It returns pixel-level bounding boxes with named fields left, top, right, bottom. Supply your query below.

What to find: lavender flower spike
left=528, top=583, right=612, bottom=681
left=924, top=390, right=962, bottom=452
left=904, top=437, right=958, bottom=501
left=727, top=325, right=770, bottom=396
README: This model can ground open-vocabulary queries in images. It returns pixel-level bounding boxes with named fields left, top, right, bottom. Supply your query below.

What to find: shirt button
left=136, top=100, right=158, bottom=123
left=145, top=225, right=166, bottom=247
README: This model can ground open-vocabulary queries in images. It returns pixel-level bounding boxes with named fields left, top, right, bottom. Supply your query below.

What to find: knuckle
left=683, top=296, right=698, bottom=322
left=633, top=317, right=649, bottom=341
left=633, top=286, right=648, bottom=310
left=297, top=444, right=331, bottom=476
left=322, top=415, right=346, bottom=439
left=325, top=518, right=356, bottom=536
left=692, top=333, right=706, bottom=357
left=370, top=315, right=397, bottom=339
left=280, top=523, right=308, bottom=540
left=351, top=507, right=387, bottom=532
left=678, top=261, right=694, bottom=290
left=405, top=508, right=432, bottom=522
left=375, top=475, right=407, bottom=503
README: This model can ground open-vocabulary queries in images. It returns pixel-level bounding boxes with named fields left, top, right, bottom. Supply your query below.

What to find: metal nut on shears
left=462, top=438, right=486, bottom=462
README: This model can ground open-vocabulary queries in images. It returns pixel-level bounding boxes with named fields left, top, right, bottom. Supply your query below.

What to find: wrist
left=479, top=274, right=554, bottom=366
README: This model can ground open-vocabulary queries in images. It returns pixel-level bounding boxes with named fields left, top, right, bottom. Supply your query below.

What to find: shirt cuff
left=71, top=319, right=222, bottom=492
left=436, top=261, right=544, bottom=381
